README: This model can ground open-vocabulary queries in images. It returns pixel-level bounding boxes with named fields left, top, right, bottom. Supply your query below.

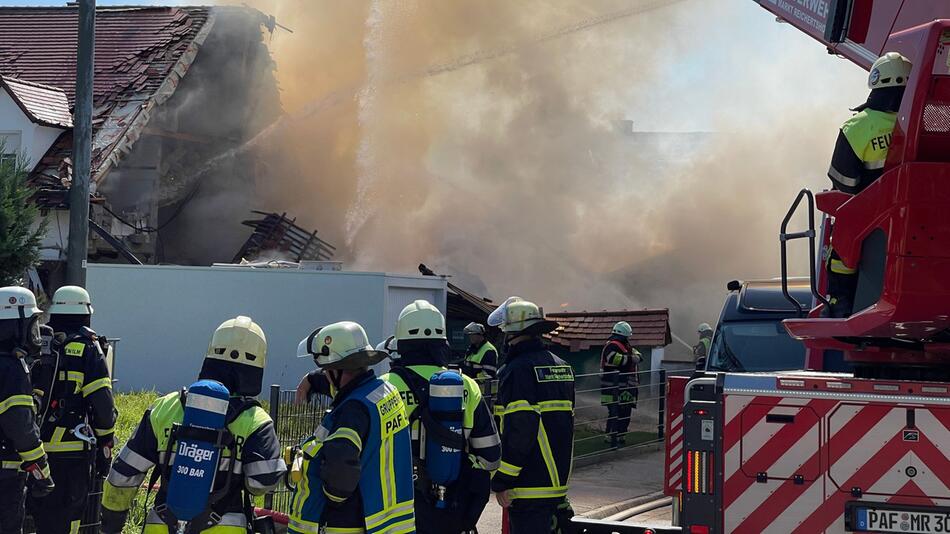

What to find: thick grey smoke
left=233, top=0, right=867, bottom=350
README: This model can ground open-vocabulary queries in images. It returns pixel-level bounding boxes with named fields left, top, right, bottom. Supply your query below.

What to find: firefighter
left=382, top=300, right=501, bottom=534
left=100, top=316, right=286, bottom=533
left=460, top=322, right=498, bottom=404
left=289, top=321, right=415, bottom=533
left=28, top=285, right=115, bottom=534
left=692, top=323, right=713, bottom=361
left=0, top=287, right=54, bottom=534
left=488, top=297, right=575, bottom=534
left=825, top=52, right=912, bottom=317
left=600, top=321, right=640, bottom=447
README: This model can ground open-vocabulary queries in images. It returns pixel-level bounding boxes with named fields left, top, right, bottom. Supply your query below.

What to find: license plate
left=855, top=506, right=950, bottom=533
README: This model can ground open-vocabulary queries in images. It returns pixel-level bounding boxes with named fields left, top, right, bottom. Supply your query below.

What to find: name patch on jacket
left=534, top=366, right=574, bottom=383
left=377, top=390, right=408, bottom=438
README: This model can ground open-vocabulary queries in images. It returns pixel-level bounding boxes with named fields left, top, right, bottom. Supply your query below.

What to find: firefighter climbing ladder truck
left=574, top=2, right=950, bottom=533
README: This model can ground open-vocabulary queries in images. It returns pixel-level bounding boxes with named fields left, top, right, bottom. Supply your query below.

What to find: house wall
left=0, top=89, right=62, bottom=167
left=86, top=264, right=446, bottom=393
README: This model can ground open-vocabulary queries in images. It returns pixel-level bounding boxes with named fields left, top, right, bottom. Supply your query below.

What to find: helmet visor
left=487, top=296, right=523, bottom=328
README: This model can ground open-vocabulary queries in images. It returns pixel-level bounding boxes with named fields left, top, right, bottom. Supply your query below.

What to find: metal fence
left=264, top=368, right=670, bottom=513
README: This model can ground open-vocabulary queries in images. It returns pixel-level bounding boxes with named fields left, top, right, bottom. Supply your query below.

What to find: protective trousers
left=508, top=501, right=559, bottom=534
left=0, top=473, right=27, bottom=534
left=28, top=456, right=91, bottom=534
left=827, top=250, right=859, bottom=318
left=606, top=403, right=632, bottom=441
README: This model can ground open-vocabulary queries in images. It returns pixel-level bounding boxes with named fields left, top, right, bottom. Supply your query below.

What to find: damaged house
left=0, top=5, right=284, bottom=289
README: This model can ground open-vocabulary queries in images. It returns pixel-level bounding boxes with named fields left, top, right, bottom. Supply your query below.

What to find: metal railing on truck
left=263, top=368, right=671, bottom=516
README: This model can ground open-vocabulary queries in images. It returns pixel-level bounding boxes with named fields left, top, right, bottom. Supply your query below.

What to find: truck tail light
left=686, top=450, right=714, bottom=494
left=689, top=526, right=710, bottom=534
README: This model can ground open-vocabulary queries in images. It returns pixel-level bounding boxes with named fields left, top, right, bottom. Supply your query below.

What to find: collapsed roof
left=0, top=5, right=213, bottom=193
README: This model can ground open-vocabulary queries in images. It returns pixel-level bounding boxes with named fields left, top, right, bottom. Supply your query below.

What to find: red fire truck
left=575, top=2, right=950, bottom=533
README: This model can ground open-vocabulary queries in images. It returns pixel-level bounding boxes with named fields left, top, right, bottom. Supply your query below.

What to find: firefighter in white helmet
left=288, top=321, right=415, bottom=533
left=382, top=300, right=500, bottom=534
left=29, top=285, right=115, bottom=534
left=600, top=321, right=641, bottom=447
left=488, top=297, right=575, bottom=534
left=101, top=316, right=286, bottom=533
left=826, top=51, right=912, bottom=317
left=0, top=287, right=54, bottom=534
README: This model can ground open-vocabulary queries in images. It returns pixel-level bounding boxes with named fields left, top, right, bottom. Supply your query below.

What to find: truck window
left=707, top=320, right=805, bottom=372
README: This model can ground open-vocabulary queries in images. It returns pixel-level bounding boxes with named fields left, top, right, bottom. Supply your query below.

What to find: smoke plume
left=228, top=0, right=867, bottom=349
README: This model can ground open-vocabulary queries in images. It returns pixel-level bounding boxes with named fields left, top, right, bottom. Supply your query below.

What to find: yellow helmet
left=302, top=321, right=387, bottom=370
left=868, top=52, right=912, bottom=89
left=396, top=300, right=446, bottom=341
left=205, top=316, right=267, bottom=370
left=488, top=296, right=559, bottom=334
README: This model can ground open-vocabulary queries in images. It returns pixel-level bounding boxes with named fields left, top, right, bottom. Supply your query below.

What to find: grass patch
left=113, top=391, right=161, bottom=534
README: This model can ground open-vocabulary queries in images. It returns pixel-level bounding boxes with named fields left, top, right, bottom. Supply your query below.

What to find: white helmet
left=0, top=287, right=42, bottom=320
left=612, top=321, right=633, bottom=337
left=463, top=322, right=486, bottom=336
left=487, top=296, right=559, bottom=334
left=698, top=322, right=713, bottom=334
left=303, top=321, right=387, bottom=370
left=396, top=300, right=446, bottom=341
left=869, top=52, right=912, bottom=89
left=48, top=285, right=93, bottom=315
left=206, top=316, right=267, bottom=370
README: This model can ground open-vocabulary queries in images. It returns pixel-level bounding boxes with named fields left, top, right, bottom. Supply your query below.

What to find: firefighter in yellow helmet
left=29, top=285, right=114, bottom=534
left=488, top=297, right=575, bottom=534
left=101, top=316, right=286, bottom=533
left=825, top=52, right=912, bottom=317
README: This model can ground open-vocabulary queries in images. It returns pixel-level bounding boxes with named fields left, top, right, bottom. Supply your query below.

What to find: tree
left=0, top=147, right=46, bottom=286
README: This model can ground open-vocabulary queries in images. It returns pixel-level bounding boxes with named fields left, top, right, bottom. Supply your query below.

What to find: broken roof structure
left=0, top=5, right=284, bottom=275
left=0, top=6, right=214, bottom=196
left=546, top=308, right=671, bottom=352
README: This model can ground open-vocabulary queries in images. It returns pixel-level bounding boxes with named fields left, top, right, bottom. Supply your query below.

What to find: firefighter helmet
left=868, top=52, right=912, bottom=89
left=612, top=321, right=633, bottom=337
left=0, top=287, right=42, bottom=320
left=305, top=321, right=387, bottom=370
left=200, top=316, right=268, bottom=396
left=487, top=296, right=559, bottom=334
left=698, top=322, right=713, bottom=334
left=396, top=300, right=446, bottom=341
left=48, top=285, right=93, bottom=315
left=463, top=322, right=486, bottom=336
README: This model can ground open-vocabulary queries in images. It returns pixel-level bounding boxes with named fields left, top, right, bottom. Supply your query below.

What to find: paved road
left=477, top=449, right=666, bottom=532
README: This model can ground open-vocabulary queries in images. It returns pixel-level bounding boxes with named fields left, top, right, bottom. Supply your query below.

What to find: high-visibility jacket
left=692, top=336, right=711, bottom=359
left=103, top=391, right=285, bottom=533
left=382, top=360, right=501, bottom=475
left=599, top=338, right=640, bottom=406
left=0, top=354, right=47, bottom=477
left=289, top=373, right=415, bottom=534
left=462, top=341, right=498, bottom=382
left=828, top=109, right=897, bottom=194
left=34, top=328, right=116, bottom=455
left=491, top=338, right=575, bottom=503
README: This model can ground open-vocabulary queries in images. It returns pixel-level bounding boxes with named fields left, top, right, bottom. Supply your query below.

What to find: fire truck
left=574, top=1, right=950, bottom=533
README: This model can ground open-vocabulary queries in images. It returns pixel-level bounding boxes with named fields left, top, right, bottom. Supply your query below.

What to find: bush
left=0, top=149, right=45, bottom=285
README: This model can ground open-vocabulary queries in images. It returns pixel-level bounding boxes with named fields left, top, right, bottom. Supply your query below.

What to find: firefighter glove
left=23, top=459, right=54, bottom=498
left=96, top=443, right=113, bottom=477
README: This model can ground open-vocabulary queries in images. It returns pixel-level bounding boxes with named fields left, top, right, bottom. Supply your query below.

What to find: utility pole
left=66, top=0, right=95, bottom=286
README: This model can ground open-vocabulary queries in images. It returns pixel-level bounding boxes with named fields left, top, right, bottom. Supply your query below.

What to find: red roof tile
left=0, top=76, right=72, bottom=128
left=545, top=308, right=671, bottom=352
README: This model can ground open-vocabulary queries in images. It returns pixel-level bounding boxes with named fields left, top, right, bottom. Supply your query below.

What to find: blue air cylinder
left=426, top=370, right=465, bottom=508
left=165, top=380, right=230, bottom=522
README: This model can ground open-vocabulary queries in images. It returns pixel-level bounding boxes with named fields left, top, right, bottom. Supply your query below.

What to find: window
left=706, top=320, right=806, bottom=372
left=0, top=131, right=21, bottom=168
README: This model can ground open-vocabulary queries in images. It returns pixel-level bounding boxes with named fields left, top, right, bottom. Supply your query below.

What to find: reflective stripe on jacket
left=599, top=339, right=639, bottom=406
left=37, top=332, right=116, bottom=454
left=0, top=356, right=47, bottom=476
left=491, top=338, right=575, bottom=503
left=289, top=377, right=415, bottom=534
left=828, top=109, right=897, bottom=192
left=102, top=390, right=285, bottom=529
